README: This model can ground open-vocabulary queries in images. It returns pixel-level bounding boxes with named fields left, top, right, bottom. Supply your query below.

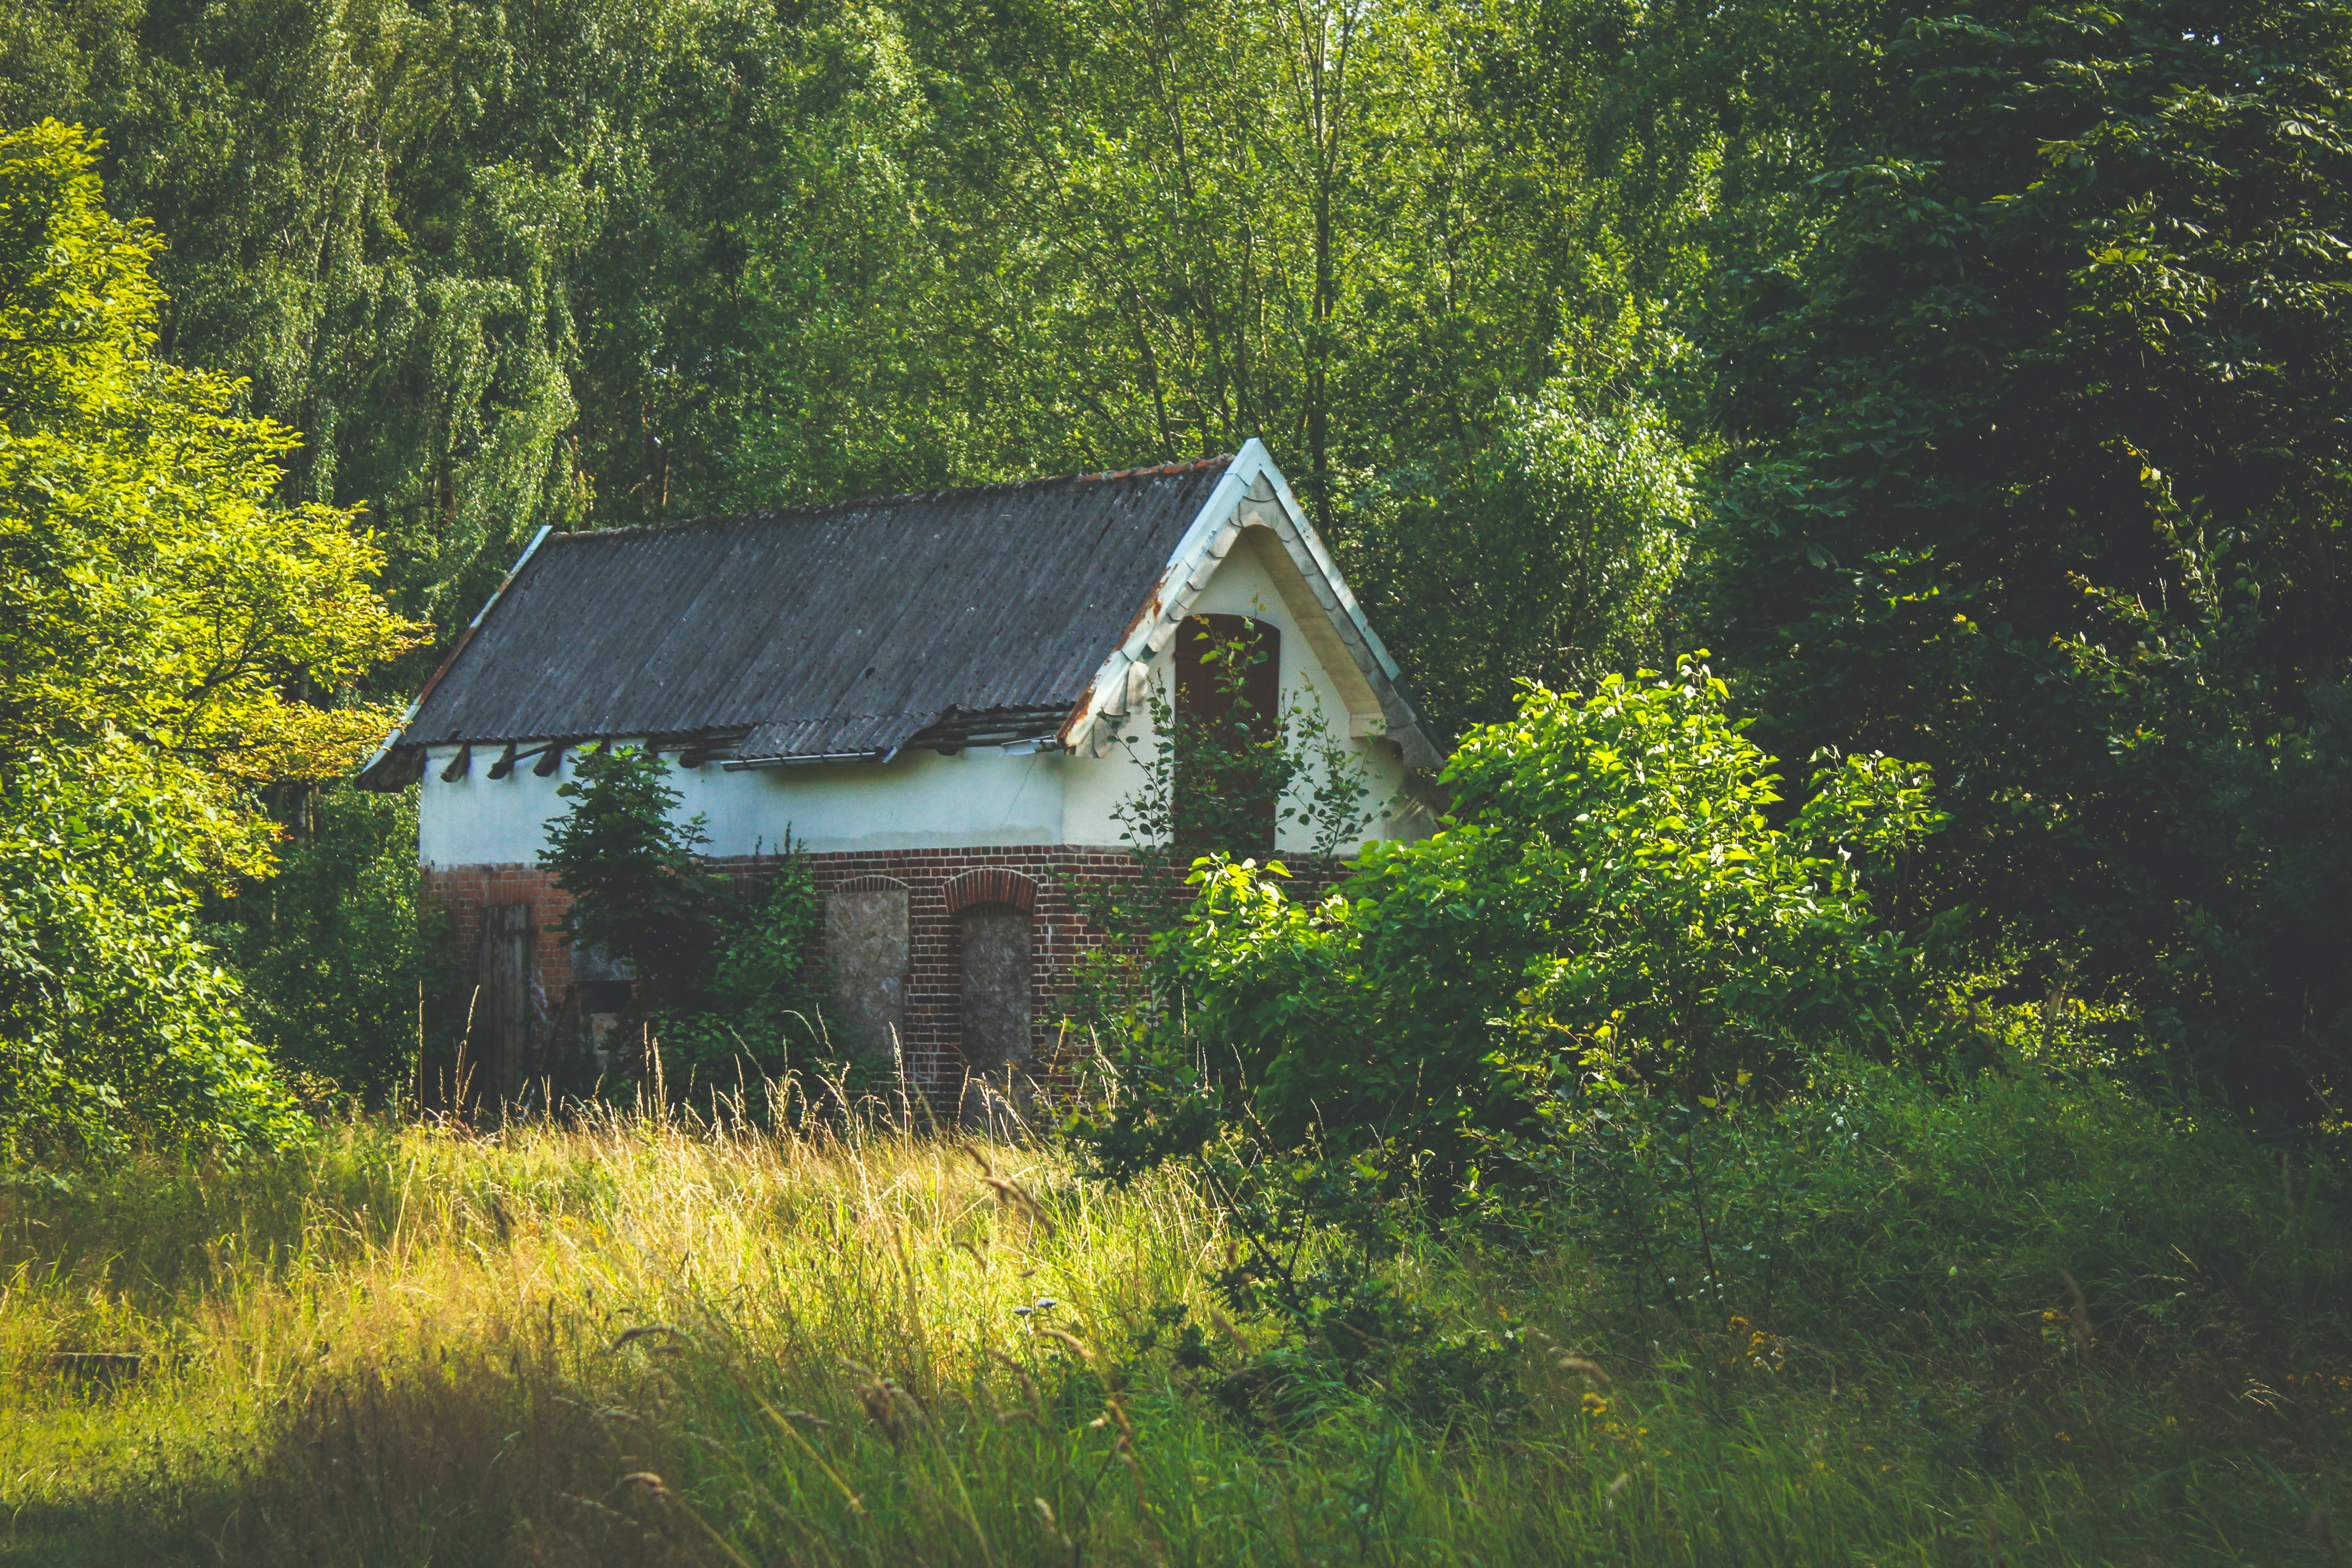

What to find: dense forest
left=4, top=0, right=2351, bottom=1558
left=9, top=0, right=2341, bottom=1129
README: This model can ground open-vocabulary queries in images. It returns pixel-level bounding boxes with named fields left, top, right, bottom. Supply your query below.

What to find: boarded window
left=826, top=886, right=909, bottom=1058
left=572, top=941, right=635, bottom=1078
left=958, top=905, right=1033, bottom=1070
left=1175, top=613, right=1281, bottom=854
left=958, top=903, right=1033, bottom=1134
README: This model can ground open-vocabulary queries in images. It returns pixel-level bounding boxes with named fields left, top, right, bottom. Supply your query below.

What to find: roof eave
left=354, top=524, right=555, bottom=790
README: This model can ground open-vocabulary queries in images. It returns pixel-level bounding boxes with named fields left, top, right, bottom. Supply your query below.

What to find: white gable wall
left=1175, top=524, right=1419, bottom=848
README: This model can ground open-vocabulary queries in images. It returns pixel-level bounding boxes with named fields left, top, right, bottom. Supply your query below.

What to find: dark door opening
left=1174, top=612, right=1281, bottom=854
left=468, top=903, right=531, bottom=1106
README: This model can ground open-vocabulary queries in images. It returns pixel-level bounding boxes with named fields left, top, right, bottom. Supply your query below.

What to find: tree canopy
left=0, top=120, right=416, bottom=1149
left=1706, top=0, right=2352, bottom=1112
left=0, top=0, right=2346, bottom=1120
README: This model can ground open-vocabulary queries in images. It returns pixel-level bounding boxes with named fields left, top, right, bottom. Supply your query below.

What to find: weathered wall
left=420, top=744, right=1087, bottom=866
left=419, top=669, right=1418, bottom=873
left=421, top=844, right=1161, bottom=1099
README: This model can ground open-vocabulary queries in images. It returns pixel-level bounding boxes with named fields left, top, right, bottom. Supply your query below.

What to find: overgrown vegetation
left=539, top=744, right=828, bottom=1087
left=1063, top=616, right=1377, bottom=1031
left=207, top=786, right=451, bottom=1108
left=0, top=123, right=413, bottom=1152
left=1, top=0, right=2348, bottom=1550
left=0, top=1088, right=2343, bottom=1566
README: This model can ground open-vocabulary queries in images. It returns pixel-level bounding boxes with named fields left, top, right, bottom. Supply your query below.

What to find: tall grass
left=1, top=1090, right=2346, bottom=1566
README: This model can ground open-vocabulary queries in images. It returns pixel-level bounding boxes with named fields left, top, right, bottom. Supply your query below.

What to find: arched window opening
left=1174, top=612, right=1281, bottom=854
left=957, top=902, right=1033, bottom=1132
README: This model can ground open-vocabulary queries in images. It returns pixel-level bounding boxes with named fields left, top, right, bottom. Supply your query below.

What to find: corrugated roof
left=385, top=457, right=1234, bottom=767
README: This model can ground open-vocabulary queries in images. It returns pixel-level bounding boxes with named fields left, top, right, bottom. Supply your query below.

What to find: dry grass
left=0, top=1111, right=1224, bottom=1564
left=1, top=1108, right=2344, bottom=1566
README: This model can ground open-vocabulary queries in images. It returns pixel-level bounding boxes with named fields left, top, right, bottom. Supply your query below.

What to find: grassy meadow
left=3, top=1078, right=2349, bottom=1567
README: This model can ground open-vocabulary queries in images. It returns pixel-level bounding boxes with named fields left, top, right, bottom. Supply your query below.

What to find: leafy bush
left=1085, top=659, right=1941, bottom=1176
left=0, top=756, right=300, bottom=1156
left=211, top=785, right=453, bottom=1105
left=1476, top=1055, right=2349, bottom=1383
left=1078, top=660, right=1944, bottom=1426
left=657, top=851, right=828, bottom=1076
left=539, top=744, right=826, bottom=1082
left=539, top=743, right=717, bottom=1017
left=1125, top=1135, right=1527, bottom=1431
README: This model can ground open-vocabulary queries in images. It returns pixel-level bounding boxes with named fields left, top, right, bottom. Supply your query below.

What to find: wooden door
left=470, top=904, right=532, bottom=1106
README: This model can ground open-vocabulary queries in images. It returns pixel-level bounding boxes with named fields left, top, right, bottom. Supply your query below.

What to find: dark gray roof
left=362, top=456, right=1233, bottom=782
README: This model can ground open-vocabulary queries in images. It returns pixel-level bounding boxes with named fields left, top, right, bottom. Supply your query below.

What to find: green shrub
left=539, top=742, right=717, bottom=1016
left=1074, top=662, right=1955, bottom=1428
left=655, top=848, right=828, bottom=1077
left=0, top=755, right=300, bottom=1156
left=539, top=743, right=827, bottom=1083
left=1479, top=1056, right=2348, bottom=1372
left=1085, top=659, right=1941, bottom=1179
left=211, top=785, right=452, bottom=1106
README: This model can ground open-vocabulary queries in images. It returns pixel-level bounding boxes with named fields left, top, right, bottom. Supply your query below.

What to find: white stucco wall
left=421, top=744, right=1108, bottom=866
left=417, top=523, right=1430, bottom=868
left=1183, top=527, right=1421, bottom=849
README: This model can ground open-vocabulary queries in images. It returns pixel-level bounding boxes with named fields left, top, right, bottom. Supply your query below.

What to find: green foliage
left=540, top=744, right=715, bottom=1017
left=1075, top=662, right=1941, bottom=1426
left=1475, top=1055, right=2347, bottom=1382
left=1705, top=0, right=2352, bottom=1112
left=539, top=744, right=826, bottom=1080
left=0, top=121, right=416, bottom=1146
left=1352, top=354, right=1703, bottom=737
left=0, top=120, right=421, bottom=868
left=1109, top=661, right=1940, bottom=1169
left=209, top=787, right=451, bottom=1107
left=658, top=852, right=829, bottom=1078
left=0, top=757, right=299, bottom=1156
left=1134, top=1134, right=1526, bottom=1431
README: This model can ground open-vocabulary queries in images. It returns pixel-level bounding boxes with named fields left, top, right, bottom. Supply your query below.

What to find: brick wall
left=421, top=845, right=1166, bottom=1099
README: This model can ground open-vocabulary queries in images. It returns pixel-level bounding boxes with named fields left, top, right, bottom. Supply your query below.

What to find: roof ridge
left=545, top=453, right=1236, bottom=545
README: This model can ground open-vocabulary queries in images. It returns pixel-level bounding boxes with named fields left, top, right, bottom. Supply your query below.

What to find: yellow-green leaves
left=0, top=121, right=163, bottom=428
left=1163, top=660, right=1944, bottom=1163
left=0, top=121, right=420, bottom=1148
left=0, top=121, right=423, bottom=872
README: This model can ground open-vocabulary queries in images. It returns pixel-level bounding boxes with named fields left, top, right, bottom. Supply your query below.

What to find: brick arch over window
left=942, top=867, right=1038, bottom=916
left=836, top=873, right=910, bottom=895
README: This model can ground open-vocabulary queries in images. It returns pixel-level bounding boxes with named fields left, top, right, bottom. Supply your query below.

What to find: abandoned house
left=357, top=439, right=1443, bottom=1102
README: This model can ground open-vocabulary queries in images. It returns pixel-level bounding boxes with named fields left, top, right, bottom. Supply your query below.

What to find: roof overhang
left=354, top=524, right=555, bottom=790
